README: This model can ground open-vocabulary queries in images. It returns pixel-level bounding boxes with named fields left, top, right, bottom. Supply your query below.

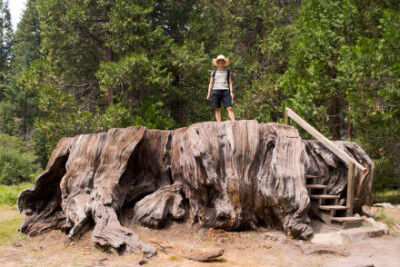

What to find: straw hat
left=212, top=55, right=230, bottom=66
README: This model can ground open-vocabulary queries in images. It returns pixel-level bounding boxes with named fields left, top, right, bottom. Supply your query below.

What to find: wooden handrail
left=284, top=107, right=365, bottom=216
left=284, top=108, right=366, bottom=171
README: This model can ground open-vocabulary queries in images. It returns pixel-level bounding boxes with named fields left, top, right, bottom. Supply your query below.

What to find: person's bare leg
left=227, top=107, right=236, bottom=121
left=215, top=108, right=222, bottom=122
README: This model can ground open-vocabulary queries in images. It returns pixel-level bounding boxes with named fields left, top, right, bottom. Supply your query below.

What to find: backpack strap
left=226, top=69, right=230, bottom=87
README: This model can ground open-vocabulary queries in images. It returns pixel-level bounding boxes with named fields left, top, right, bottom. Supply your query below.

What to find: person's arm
left=207, top=76, right=214, bottom=100
left=229, top=75, right=234, bottom=100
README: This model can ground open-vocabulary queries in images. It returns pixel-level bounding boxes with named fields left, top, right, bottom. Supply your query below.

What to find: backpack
left=212, top=69, right=231, bottom=89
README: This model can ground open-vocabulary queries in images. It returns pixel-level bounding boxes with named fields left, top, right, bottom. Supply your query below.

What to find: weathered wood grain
left=133, top=182, right=185, bottom=228
left=170, top=121, right=312, bottom=238
left=303, top=140, right=375, bottom=207
left=17, top=120, right=374, bottom=256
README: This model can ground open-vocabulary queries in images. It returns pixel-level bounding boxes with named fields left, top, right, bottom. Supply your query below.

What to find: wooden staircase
left=284, top=108, right=366, bottom=230
left=306, top=174, right=363, bottom=229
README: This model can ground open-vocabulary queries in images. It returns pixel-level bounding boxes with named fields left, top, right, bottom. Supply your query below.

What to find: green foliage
left=0, top=0, right=399, bottom=192
left=0, top=182, right=33, bottom=206
left=0, top=134, right=41, bottom=185
left=96, top=52, right=173, bottom=104
left=98, top=103, right=134, bottom=130
left=280, top=0, right=400, bottom=189
left=374, top=207, right=398, bottom=229
left=33, top=82, right=99, bottom=157
left=0, top=216, right=25, bottom=245
left=0, top=0, right=13, bottom=66
left=0, top=0, right=13, bottom=98
left=373, top=158, right=400, bottom=191
left=133, top=99, right=175, bottom=130
left=10, top=0, right=41, bottom=71
left=375, top=189, right=400, bottom=205
left=196, top=0, right=301, bottom=123
left=0, top=202, right=28, bottom=245
left=338, top=8, right=400, bottom=190
left=0, top=0, right=40, bottom=142
left=280, top=0, right=362, bottom=139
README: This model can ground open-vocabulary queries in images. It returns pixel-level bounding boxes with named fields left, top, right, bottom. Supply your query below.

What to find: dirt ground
left=1, top=206, right=400, bottom=267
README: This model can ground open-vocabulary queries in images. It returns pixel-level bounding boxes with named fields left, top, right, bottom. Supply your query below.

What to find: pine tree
left=10, top=0, right=40, bottom=71
left=0, top=0, right=13, bottom=99
left=280, top=0, right=362, bottom=140
left=338, top=6, right=400, bottom=189
left=0, top=0, right=40, bottom=137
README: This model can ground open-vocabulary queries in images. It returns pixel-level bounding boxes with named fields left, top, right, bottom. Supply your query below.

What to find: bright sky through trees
left=9, top=0, right=26, bottom=30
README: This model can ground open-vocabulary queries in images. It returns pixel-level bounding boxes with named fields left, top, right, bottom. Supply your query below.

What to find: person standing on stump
left=207, top=55, right=236, bottom=122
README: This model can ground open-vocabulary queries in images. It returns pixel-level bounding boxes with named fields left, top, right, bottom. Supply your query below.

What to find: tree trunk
left=347, top=103, right=353, bottom=139
left=103, top=2, right=113, bottom=107
left=104, top=47, right=113, bottom=107
left=330, top=95, right=341, bottom=140
left=18, top=120, right=374, bottom=256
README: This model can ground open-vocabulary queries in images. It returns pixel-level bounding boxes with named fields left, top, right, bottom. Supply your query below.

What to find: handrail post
left=346, top=162, right=355, bottom=216
left=284, top=108, right=290, bottom=125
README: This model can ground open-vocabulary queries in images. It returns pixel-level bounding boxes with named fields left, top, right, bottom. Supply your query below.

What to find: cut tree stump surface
left=17, top=120, right=374, bottom=256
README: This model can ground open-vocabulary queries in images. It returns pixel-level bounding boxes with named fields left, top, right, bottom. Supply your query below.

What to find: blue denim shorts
left=212, top=89, right=231, bottom=108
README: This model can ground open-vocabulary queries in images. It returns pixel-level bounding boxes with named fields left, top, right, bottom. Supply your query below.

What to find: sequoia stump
left=17, top=120, right=374, bottom=256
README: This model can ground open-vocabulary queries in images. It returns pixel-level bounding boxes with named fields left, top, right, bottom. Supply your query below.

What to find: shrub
left=133, top=99, right=176, bottom=130
left=373, top=157, right=400, bottom=192
left=0, top=133, right=42, bottom=185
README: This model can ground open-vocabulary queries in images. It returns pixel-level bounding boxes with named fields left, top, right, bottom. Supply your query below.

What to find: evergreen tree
left=0, top=0, right=40, bottom=137
left=213, top=0, right=301, bottom=123
left=0, top=0, right=12, bottom=99
left=281, top=0, right=400, bottom=187
left=10, top=0, right=40, bottom=71
left=338, top=5, right=400, bottom=189
left=26, top=0, right=181, bottom=158
left=5, top=0, right=398, bottom=188
left=280, top=0, right=363, bottom=140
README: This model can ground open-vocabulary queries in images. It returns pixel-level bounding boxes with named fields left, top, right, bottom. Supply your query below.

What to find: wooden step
left=319, top=205, right=348, bottom=211
left=331, top=216, right=363, bottom=223
left=306, top=175, right=319, bottom=179
left=330, top=216, right=363, bottom=229
left=306, top=184, right=328, bottom=189
left=310, top=194, right=339, bottom=200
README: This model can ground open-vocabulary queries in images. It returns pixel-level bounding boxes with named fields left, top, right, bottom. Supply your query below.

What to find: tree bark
left=347, top=103, right=353, bottom=139
left=330, top=95, right=341, bottom=140
left=104, top=47, right=113, bottom=107
left=18, top=120, right=374, bottom=256
left=103, top=1, right=113, bottom=107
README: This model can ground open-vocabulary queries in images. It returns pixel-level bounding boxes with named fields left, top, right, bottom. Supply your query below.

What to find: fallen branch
left=149, top=238, right=224, bottom=262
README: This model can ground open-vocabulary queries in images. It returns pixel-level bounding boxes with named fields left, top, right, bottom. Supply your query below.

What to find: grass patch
left=0, top=182, right=34, bottom=206
left=0, top=205, right=25, bottom=245
left=375, top=189, right=400, bottom=204
left=0, top=183, right=33, bottom=245
left=374, top=207, right=397, bottom=229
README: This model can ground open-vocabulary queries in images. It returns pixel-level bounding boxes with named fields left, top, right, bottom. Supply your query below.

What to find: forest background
left=0, top=0, right=399, bottom=193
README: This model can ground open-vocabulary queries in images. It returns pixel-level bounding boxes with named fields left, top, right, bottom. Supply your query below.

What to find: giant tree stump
left=17, top=120, right=374, bottom=256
